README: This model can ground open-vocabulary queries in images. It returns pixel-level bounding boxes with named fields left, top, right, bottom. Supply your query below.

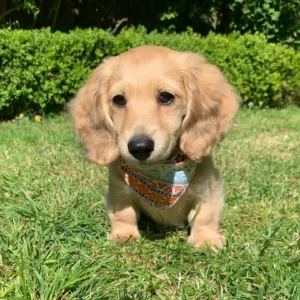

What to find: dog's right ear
left=69, top=57, right=119, bottom=166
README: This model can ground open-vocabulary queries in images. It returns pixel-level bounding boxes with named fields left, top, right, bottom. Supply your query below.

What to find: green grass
left=0, top=108, right=299, bottom=299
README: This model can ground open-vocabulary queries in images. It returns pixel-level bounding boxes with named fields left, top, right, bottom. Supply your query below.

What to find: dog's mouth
left=121, top=148, right=184, bottom=168
left=164, top=151, right=186, bottom=164
left=121, top=155, right=164, bottom=168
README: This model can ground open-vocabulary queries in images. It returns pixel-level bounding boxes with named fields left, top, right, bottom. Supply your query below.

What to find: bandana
left=120, top=155, right=196, bottom=209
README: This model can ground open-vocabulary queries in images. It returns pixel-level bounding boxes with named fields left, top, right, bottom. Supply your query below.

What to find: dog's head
left=70, top=46, right=239, bottom=166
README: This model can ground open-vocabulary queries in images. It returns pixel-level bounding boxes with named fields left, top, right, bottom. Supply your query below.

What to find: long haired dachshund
left=70, top=46, right=239, bottom=248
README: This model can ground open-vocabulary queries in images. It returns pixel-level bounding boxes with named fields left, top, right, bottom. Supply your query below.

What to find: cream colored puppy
left=70, top=45, right=239, bottom=248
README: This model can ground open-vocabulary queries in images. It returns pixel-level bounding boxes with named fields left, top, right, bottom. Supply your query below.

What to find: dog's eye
left=112, top=95, right=126, bottom=107
left=158, top=92, right=175, bottom=105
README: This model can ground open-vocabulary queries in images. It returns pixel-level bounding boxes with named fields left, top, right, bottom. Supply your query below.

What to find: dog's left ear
left=180, top=53, right=239, bottom=161
left=69, top=57, right=119, bottom=165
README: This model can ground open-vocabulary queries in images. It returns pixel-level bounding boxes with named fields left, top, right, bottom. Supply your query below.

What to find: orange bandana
left=120, top=156, right=196, bottom=209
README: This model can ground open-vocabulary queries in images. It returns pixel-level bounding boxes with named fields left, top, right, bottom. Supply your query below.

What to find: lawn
left=0, top=108, right=299, bottom=299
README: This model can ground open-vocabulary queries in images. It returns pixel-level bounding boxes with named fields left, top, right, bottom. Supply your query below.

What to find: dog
left=70, top=45, right=239, bottom=248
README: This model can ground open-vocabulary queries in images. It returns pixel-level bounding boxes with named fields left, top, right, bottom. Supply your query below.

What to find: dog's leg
left=187, top=196, right=225, bottom=249
left=105, top=194, right=140, bottom=245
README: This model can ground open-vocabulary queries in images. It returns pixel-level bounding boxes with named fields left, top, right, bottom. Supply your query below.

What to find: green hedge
left=1, top=27, right=300, bottom=118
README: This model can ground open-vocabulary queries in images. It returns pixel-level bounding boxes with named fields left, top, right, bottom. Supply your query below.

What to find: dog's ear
left=180, top=53, right=239, bottom=161
left=69, top=57, right=119, bottom=165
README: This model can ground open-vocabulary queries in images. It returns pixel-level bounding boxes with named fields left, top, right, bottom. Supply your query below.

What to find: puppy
left=70, top=46, right=239, bottom=248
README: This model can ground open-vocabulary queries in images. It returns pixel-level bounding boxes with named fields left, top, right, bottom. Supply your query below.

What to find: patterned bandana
left=120, top=155, right=196, bottom=209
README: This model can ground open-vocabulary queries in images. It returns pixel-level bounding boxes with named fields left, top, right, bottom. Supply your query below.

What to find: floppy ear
left=69, top=58, right=119, bottom=165
left=180, top=53, right=239, bottom=161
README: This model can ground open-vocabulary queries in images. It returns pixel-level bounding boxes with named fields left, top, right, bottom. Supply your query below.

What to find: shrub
left=0, top=27, right=299, bottom=118
left=0, top=28, right=116, bottom=118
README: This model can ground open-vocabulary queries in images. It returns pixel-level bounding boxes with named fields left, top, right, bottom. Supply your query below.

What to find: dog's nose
left=128, top=135, right=154, bottom=160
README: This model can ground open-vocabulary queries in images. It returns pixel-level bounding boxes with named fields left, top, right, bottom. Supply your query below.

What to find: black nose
left=128, top=135, right=154, bottom=160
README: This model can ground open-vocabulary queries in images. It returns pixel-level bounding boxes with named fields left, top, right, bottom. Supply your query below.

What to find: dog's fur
left=70, top=46, right=239, bottom=248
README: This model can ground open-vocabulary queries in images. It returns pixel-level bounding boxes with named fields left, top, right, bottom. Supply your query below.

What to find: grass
left=0, top=107, right=299, bottom=299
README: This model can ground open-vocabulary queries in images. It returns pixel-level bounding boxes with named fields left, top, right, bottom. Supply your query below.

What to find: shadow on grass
left=138, top=212, right=190, bottom=241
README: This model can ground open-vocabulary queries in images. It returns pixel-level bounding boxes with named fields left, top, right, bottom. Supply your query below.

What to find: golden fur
left=70, top=45, right=239, bottom=248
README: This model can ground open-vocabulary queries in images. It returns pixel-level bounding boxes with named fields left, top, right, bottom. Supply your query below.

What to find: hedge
left=1, top=27, right=300, bottom=118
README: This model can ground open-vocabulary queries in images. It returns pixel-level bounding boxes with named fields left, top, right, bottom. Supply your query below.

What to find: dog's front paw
left=188, top=233, right=226, bottom=249
left=109, top=232, right=140, bottom=245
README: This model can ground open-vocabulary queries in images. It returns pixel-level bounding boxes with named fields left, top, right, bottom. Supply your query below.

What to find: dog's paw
left=109, top=232, right=140, bottom=245
left=188, top=233, right=226, bottom=249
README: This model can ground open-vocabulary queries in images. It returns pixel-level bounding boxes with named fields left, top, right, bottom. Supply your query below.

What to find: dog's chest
left=134, top=190, right=193, bottom=227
